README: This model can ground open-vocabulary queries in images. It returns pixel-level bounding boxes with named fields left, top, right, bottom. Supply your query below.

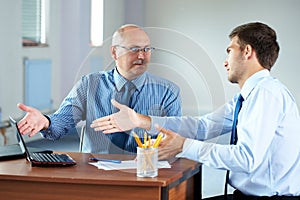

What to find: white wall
left=1, top=0, right=300, bottom=119
left=0, top=0, right=61, bottom=119
left=0, top=1, right=23, bottom=119
left=142, top=0, right=300, bottom=115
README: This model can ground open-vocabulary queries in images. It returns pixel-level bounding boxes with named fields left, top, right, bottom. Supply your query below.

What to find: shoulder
left=81, top=70, right=113, bottom=83
left=258, top=76, right=288, bottom=93
left=255, top=76, right=296, bottom=103
left=145, top=72, right=180, bottom=90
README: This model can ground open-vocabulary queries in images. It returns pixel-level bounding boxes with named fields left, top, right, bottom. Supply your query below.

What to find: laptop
left=0, top=120, right=27, bottom=161
left=9, top=116, right=76, bottom=167
left=0, top=143, right=26, bottom=161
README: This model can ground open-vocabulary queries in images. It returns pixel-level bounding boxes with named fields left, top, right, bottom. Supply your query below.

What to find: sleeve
left=40, top=76, right=88, bottom=140
left=155, top=80, right=182, bottom=116
left=149, top=101, right=234, bottom=140
left=177, top=89, right=282, bottom=172
left=163, top=83, right=182, bottom=117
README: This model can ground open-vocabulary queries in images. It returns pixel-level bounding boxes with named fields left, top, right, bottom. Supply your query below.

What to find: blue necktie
left=110, top=82, right=136, bottom=154
left=230, top=94, right=244, bottom=145
left=225, top=94, right=244, bottom=198
left=119, top=81, right=135, bottom=105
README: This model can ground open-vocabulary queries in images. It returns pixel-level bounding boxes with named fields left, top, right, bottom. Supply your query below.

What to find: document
left=89, top=160, right=171, bottom=170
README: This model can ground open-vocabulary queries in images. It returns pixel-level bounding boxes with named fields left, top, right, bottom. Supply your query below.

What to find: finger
left=17, top=121, right=31, bottom=134
left=154, top=124, right=171, bottom=135
left=158, top=149, right=172, bottom=160
left=17, top=103, right=33, bottom=113
left=102, top=128, right=122, bottom=134
left=93, top=124, right=121, bottom=133
left=155, top=126, right=173, bottom=138
left=17, top=119, right=27, bottom=129
left=93, top=123, right=113, bottom=131
left=20, top=125, right=33, bottom=136
left=92, top=116, right=111, bottom=124
left=159, top=137, right=172, bottom=148
left=92, top=118, right=120, bottom=132
left=28, top=129, right=39, bottom=137
left=158, top=153, right=167, bottom=160
left=90, top=119, right=111, bottom=129
left=91, top=123, right=122, bottom=134
left=154, top=124, right=162, bottom=131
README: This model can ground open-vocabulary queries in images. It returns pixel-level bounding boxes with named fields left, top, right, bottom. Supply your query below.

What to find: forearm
left=40, top=113, right=76, bottom=140
left=137, top=113, right=152, bottom=130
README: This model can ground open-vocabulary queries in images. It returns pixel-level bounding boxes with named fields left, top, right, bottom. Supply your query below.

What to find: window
left=22, top=0, right=47, bottom=47
left=90, top=0, right=104, bottom=46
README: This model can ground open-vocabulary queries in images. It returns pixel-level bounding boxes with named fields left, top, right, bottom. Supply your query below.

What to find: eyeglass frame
left=115, top=45, right=155, bottom=53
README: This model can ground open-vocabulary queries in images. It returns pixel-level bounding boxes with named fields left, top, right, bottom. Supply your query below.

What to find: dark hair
left=229, top=22, right=280, bottom=70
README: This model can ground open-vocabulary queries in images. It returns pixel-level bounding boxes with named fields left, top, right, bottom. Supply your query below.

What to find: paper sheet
left=89, top=160, right=171, bottom=170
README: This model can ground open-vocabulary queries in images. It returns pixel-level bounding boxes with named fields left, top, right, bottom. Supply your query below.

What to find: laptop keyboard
left=31, top=152, right=75, bottom=163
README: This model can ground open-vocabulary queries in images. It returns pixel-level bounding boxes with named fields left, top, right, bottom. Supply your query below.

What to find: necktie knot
left=238, top=94, right=244, bottom=103
left=123, top=81, right=135, bottom=92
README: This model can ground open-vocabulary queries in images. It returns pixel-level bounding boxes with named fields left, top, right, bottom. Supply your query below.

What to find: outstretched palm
left=91, top=99, right=141, bottom=134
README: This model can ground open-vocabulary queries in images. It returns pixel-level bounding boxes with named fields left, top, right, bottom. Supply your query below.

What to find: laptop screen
left=9, top=117, right=32, bottom=161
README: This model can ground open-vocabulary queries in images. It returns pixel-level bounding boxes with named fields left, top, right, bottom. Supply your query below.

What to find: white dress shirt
left=150, top=69, right=300, bottom=196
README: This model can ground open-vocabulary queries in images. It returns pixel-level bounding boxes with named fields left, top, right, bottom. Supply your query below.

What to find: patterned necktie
left=110, top=81, right=136, bottom=154
left=225, top=94, right=244, bottom=198
left=119, top=81, right=135, bottom=106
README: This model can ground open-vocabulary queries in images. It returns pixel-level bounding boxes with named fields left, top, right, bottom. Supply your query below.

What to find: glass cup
left=136, top=147, right=158, bottom=177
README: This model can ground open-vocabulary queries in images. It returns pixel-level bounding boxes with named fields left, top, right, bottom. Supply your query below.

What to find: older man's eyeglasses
left=115, top=45, right=155, bottom=53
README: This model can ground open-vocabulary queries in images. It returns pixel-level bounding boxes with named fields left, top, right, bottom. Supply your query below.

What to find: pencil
left=133, top=132, right=143, bottom=147
left=153, top=132, right=163, bottom=148
left=144, top=132, right=147, bottom=148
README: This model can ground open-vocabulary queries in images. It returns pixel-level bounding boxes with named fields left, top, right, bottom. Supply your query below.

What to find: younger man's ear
left=244, top=44, right=253, bottom=60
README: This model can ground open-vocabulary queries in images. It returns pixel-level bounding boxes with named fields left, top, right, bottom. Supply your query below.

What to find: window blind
left=22, top=0, right=42, bottom=43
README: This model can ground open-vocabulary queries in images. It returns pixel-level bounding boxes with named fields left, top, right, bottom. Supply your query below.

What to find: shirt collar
left=240, top=69, right=270, bottom=100
left=113, top=68, right=146, bottom=92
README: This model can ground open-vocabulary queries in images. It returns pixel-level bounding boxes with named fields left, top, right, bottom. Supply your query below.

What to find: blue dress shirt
left=41, top=68, right=182, bottom=153
left=150, top=69, right=300, bottom=196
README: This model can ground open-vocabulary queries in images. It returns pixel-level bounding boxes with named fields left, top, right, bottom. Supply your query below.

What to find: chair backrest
left=79, top=124, right=86, bottom=152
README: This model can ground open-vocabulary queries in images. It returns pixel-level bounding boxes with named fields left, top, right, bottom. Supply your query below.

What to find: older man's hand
left=17, top=103, right=50, bottom=137
left=90, top=99, right=151, bottom=133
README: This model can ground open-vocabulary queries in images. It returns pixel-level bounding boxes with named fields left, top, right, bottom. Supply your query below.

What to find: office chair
left=79, top=124, right=86, bottom=153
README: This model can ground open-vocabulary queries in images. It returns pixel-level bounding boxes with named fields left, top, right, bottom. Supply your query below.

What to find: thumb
left=111, top=99, right=123, bottom=109
left=155, top=124, right=171, bottom=136
left=17, top=103, right=32, bottom=112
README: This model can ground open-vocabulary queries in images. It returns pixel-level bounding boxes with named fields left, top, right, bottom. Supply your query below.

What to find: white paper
left=89, top=160, right=171, bottom=170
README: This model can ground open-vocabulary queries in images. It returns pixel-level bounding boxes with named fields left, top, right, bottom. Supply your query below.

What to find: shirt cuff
left=176, top=138, right=202, bottom=160
left=44, top=115, right=51, bottom=128
left=40, top=115, right=52, bottom=136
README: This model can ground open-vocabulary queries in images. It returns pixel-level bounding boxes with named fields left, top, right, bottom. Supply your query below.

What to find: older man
left=17, top=24, right=182, bottom=154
